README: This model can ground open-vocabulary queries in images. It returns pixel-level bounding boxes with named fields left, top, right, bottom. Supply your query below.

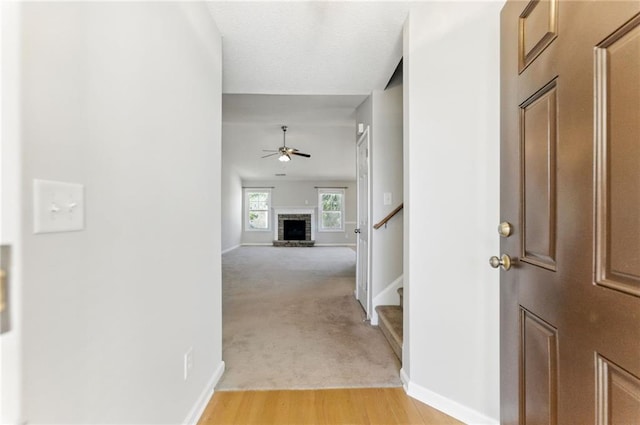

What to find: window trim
left=317, top=188, right=345, bottom=232
left=244, top=188, right=272, bottom=232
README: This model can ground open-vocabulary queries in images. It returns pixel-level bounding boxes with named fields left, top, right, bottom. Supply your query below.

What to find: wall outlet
left=184, top=348, right=193, bottom=381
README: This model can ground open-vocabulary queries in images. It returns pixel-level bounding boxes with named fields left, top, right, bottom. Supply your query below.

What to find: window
left=318, top=188, right=345, bottom=231
left=245, top=189, right=271, bottom=231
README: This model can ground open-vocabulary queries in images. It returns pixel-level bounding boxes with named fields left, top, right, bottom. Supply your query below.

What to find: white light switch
left=383, top=192, right=392, bottom=206
left=33, top=179, right=84, bottom=234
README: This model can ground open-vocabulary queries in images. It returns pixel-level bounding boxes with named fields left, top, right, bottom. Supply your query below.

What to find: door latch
left=0, top=245, right=11, bottom=334
left=0, top=268, right=5, bottom=313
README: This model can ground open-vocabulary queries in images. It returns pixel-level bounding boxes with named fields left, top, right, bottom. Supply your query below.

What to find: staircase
left=375, top=287, right=403, bottom=361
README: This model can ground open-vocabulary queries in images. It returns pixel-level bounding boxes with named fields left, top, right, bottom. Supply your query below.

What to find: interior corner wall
left=221, top=161, right=242, bottom=253
left=20, top=3, right=223, bottom=423
left=404, top=2, right=502, bottom=422
left=401, top=17, right=412, bottom=383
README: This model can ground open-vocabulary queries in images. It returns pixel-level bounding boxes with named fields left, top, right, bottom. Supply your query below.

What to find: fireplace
left=277, top=214, right=311, bottom=240
left=273, top=208, right=315, bottom=247
left=283, top=220, right=306, bottom=241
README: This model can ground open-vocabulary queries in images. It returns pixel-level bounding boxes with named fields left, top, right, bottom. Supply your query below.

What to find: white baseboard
left=240, top=243, right=272, bottom=246
left=315, top=243, right=357, bottom=247
left=371, top=275, right=403, bottom=325
left=400, top=367, right=410, bottom=391
left=182, top=361, right=225, bottom=425
left=404, top=377, right=498, bottom=425
left=221, top=244, right=240, bottom=255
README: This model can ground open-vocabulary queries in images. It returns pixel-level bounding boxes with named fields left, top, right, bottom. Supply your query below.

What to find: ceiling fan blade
left=261, top=127, right=311, bottom=159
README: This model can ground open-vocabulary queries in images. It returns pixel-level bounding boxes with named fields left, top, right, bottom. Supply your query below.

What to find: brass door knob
left=489, top=254, right=512, bottom=271
left=498, top=222, right=512, bottom=237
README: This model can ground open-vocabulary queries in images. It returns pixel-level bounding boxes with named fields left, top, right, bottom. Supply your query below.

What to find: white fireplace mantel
left=273, top=207, right=315, bottom=241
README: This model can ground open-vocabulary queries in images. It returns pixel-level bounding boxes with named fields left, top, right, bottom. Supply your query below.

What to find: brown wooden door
left=500, top=1, right=640, bottom=423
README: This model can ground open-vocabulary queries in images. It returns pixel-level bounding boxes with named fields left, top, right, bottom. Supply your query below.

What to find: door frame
left=1, top=2, right=23, bottom=423
left=355, top=126, right=371, bottom=318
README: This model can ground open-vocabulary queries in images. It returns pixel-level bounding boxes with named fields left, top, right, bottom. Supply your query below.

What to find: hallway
left=216, top=247, right=401, bottom=390
left=1, top=2, right=503, bottom=423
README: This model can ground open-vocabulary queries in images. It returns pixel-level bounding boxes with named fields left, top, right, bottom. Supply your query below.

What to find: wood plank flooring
left=198, top=387, right=463, bottom=425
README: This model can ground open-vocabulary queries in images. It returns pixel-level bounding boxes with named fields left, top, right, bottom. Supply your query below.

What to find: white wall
left=241, top=180, right=357, bottom=245
left=221, top=161, right=242, bottom=253
left=371, top=80, right=404, bottom=306
left=403, top=2, right=501, bottom=423
left=20, top=3, right=223, bottom=423
left=356, top=77, right=404, bottom=323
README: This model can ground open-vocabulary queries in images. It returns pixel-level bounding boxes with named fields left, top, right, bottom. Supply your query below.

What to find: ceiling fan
left=261, top=125, right=311, bottom=162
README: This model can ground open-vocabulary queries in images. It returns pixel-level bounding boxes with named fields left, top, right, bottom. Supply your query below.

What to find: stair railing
left=373, top=203, right=403, bottom=230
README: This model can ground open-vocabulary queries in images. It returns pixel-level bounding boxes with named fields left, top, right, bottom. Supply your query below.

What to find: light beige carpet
left=216, top=246, right=402, bottom=390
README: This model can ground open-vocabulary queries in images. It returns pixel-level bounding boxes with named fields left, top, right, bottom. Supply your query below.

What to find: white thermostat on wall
left=33, top=179, right=85, bottom=234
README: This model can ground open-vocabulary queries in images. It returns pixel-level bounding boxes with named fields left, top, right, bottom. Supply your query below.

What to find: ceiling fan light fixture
left=261, top=125, right=310, bottom=161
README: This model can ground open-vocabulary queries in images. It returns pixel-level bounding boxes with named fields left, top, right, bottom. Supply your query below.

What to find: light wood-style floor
left=198, top=387, right=463, bottom=425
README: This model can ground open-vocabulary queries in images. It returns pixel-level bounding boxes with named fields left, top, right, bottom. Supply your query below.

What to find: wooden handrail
left=373, top=203, right=403, bottom=229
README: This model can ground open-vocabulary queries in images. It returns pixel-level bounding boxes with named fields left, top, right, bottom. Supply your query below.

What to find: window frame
left=244, top=188, right=272, bottom=232
left=317, top=188, right=345, bottom=232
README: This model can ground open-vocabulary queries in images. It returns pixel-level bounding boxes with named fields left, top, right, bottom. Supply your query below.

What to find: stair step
left=375, top=305, right=403, bottom=361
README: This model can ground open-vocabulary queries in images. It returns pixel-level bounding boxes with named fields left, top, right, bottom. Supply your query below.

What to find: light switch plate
left=383, top=192, right=392, bottom=206
left=33, top=179, right=85, bottom=234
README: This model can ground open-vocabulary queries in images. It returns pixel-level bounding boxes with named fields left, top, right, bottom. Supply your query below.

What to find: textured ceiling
left=207, top=1, right=411, bottom=95
left=208, top=2, right=410, bottom=181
